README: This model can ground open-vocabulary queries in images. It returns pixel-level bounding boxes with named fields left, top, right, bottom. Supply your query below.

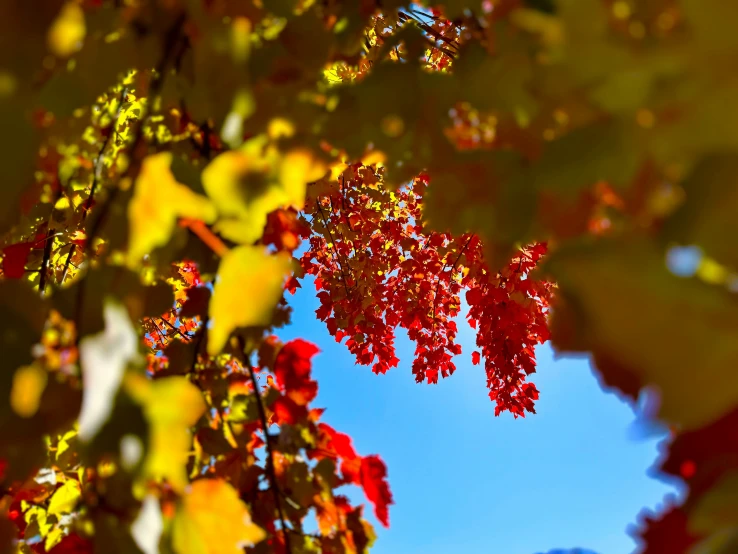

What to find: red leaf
left=634, top=505, right=699, bottom=554
left=273, top=339, right=320, bottom=406
left=317, top=423, right=359, bottom=460
left=272, top=397, right=307, bottom=425
left=471, top=351, right=481, bottom=365
left=360, top=455, right=393, bottom=528
left=2, top=242, right=33, bottom=279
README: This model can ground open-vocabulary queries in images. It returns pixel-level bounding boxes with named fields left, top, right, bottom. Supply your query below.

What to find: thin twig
left=241, top=345, right=292, bottom=554
left=85, top=13, right=187, bottom=256
left=60, top=86, right=129, bottom=283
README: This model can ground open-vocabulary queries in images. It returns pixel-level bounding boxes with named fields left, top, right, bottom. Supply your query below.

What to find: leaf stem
left=179, top=219, right=230, bottom=257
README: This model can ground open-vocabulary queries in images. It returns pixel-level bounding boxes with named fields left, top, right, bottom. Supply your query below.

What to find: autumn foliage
left=1, top=0, right=738, bottom=553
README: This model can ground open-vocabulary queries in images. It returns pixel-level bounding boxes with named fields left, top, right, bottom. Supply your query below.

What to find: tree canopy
left=1, top=0, right=738, bottom=552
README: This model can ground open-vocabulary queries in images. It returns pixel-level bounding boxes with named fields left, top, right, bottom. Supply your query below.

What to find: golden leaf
left=125, top=375, right=206, bottom=493
left=202, top=133, right=325, bottom=245
left=47, top=2, right=86, bottom=57
left=207, top=246, right=291, bottom=355
left=47, top=480, right=81, bottom=516
left=10, top=364, right=47, bottom=418
left=128, top=153, right=217, bottom=267
left=172, top=479, right=265, bottom=554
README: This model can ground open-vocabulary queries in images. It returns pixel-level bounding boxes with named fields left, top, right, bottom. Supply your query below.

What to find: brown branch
left=38, top=223, right=55, bottom=297
left=85, top=12, right=187, bottom=256
left=240, top=344, right=292, bottom=554
left=179, top=219, right=229, bottom=257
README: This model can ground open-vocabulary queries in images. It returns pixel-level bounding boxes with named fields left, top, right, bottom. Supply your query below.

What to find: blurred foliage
left=1, top=0, right=737, bottom=552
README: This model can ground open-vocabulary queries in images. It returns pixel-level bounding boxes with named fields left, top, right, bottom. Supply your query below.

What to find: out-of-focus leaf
left=10, top=364, right=48, bottom=418
left=47, top=2, right=86, bottom=57
left=78, top=301, right=139, bottom=442
left=125, top=375, right=205, bottom=493
left=128, top=152, right=216, bottom=266
left=662, top=155, right=738, bottom=273
left=171, top=479, right=265, bottom=554
left=207, top=246, right=291, bottom=355
left=131, top=495, right=163, bottom=554
left=546, top=236, right=738, bottom=429
left=202, top=135, right=325, bottom=245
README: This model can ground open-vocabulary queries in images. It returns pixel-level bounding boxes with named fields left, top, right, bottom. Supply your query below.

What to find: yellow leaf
left=10, top=365, right=47, bottom=418
left=172, top=479, right=265, bottom=554
left=47, top=480, right=81, bottom=516
left=202, top=136, right=325, bottom=245
left=207, top=246, right=291, bottom=356
left=279, top=149, right=329, bottom=207
left=44, top=526, right=65, bottom=552
left=128, top=153, right=217, bottom=267
left=47, top=2, right=86, bottom=57
left=125, top=375, right=206, bottom=494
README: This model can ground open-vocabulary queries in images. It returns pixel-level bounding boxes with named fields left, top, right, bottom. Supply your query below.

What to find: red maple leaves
left=268, top=340, right=394, bottom=528
left=313, top=423, right=394, bottom=527
left=298, top=165, right=552, bottom=416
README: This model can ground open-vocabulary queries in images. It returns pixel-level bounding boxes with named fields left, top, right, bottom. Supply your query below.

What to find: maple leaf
left=172, top=479, right=265, bottom=554
left=273, top=339, right=320, bottom=406
left=360, top=456, right=393, bottom=528
left=202, top=132, right=325, bottom=245
left=125, top=375, right=206, bottom=493
left=128, top=153, right=217, bottom=266
left=2, top=242, right=33, bottom=279
left=207, top=246, right=292, bottom=355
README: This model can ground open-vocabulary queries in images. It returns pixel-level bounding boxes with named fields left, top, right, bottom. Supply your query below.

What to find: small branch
left=241, top=346, right=293, bottom=554
left=85, top=13, right=187, bottom=256
left=38, top=223, right=54, bottom=297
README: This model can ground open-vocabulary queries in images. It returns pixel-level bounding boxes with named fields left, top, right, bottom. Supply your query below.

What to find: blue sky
left=281, top=278, right=681, bottom=554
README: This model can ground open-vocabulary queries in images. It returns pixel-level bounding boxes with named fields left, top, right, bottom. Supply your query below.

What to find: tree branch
left=240, top=345, right=293, bottom=554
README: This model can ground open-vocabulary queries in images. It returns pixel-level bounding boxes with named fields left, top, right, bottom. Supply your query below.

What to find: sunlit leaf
left=128, top=152, right=217, bottom=266
left=125, top=375, right=205, bottom=493
left=171, top=479, right=265, bottom=554
left=47, top=480, right=81, bottom=516
left=207, top=246, right=291, bottom=355
left=47, top=2, right=85, bottom=57
left=10, top=365, right=47, bottom=418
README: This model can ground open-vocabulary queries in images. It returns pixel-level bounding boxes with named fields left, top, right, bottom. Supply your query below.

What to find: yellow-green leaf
left=47, top=480, right=81, bottom=516
left=207, top=246, right=292, bottom=355
left=172, top=479, right=265, bottom=554
left=202, top=135, right=325, bottom=245
left=128, top=152, right=217, bottom=267
left=125, top=375, right=206, bottom=493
